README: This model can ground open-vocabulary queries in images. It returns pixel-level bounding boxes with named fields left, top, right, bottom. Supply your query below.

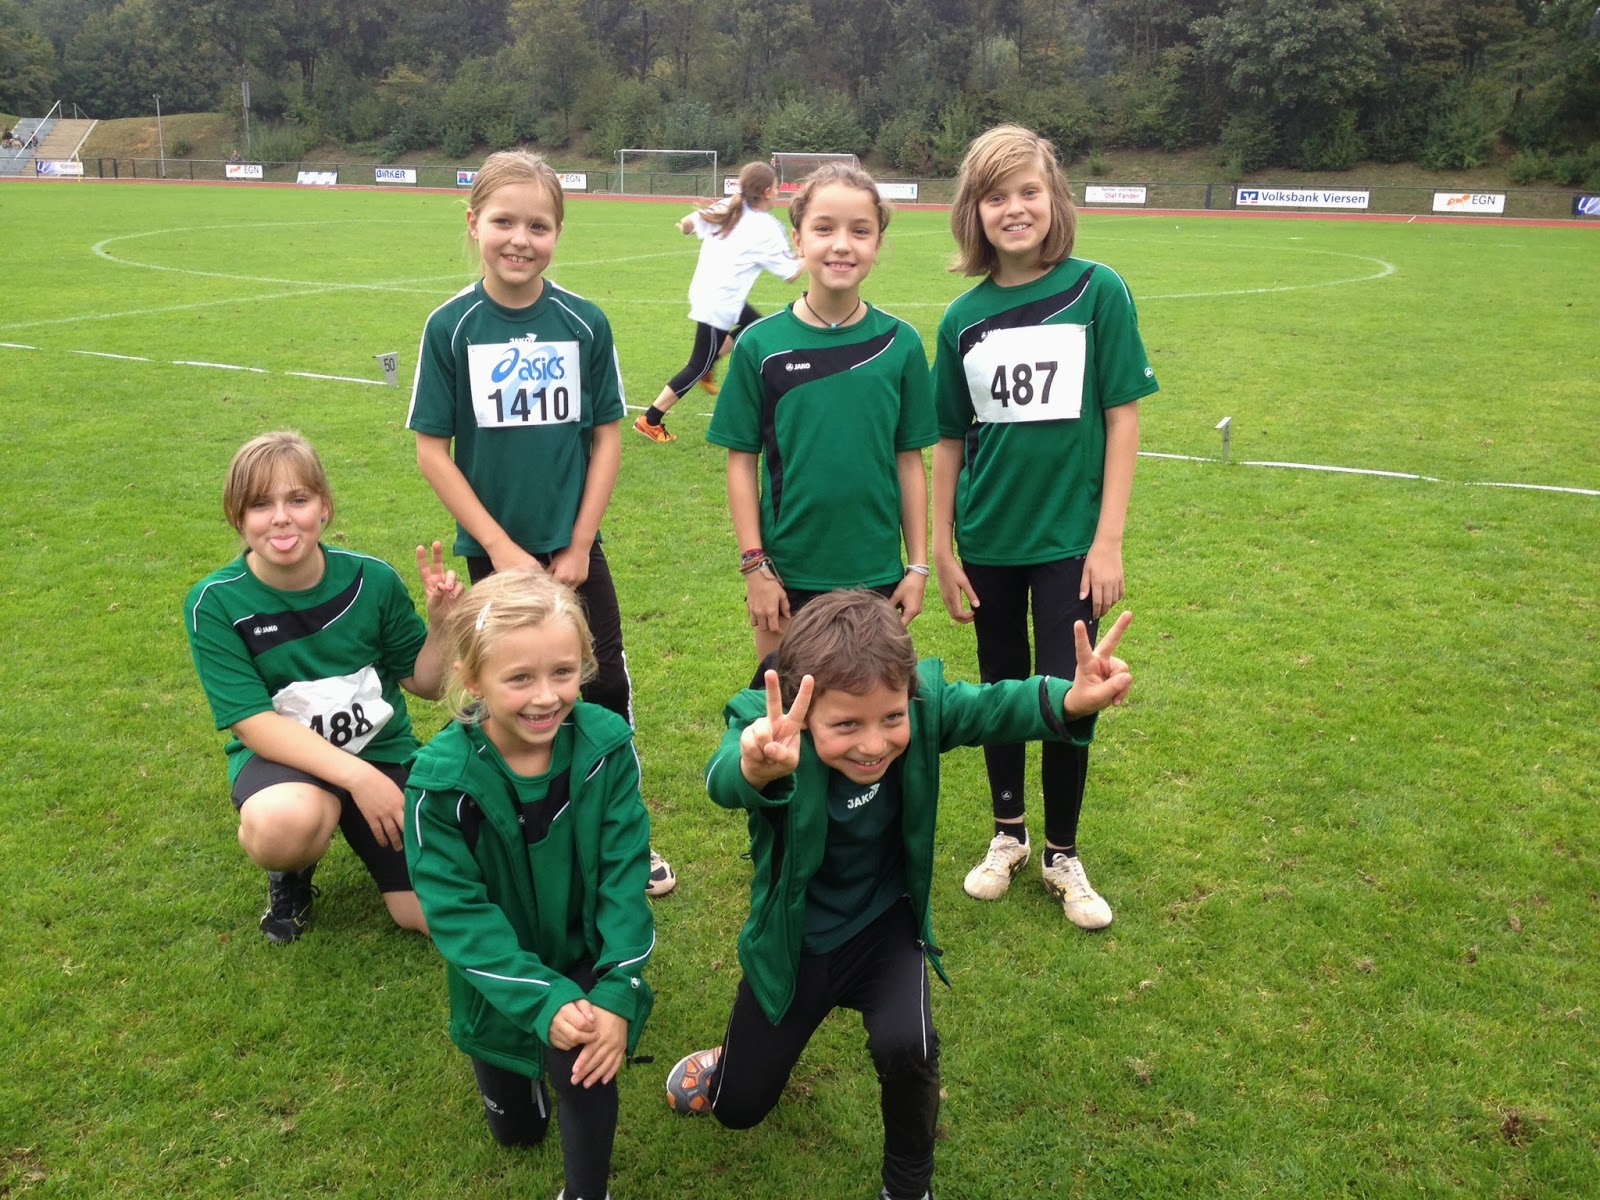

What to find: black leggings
left=963, top=555, right=1098, bottom=851
left=664, top=304, right=760, bottom=397
left=468, top=968, right=619, bottom=1200
left=466, top=544, right=633, bottom=725
left=709, top=900, right=940, bottom=1199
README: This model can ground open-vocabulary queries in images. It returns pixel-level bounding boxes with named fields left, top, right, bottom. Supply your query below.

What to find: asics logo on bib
left=491, top=344, right=567, bottom=384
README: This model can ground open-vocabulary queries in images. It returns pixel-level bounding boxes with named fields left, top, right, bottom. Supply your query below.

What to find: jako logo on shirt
left=785, top=361, right=811, bottom=372
left=847, top=783, right=881, bottom=810
left=491, top=345, right=567, bottom=384
left=253, top=625, right=278, bottom=636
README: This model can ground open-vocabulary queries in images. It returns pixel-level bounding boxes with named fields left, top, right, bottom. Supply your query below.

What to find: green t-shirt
left=184, top=547, right=428, bottom=785
left=408, top=279, right=626, bottom=558
left=802, top=764, right=907, bottom=954
left=931, top=258, right=1158, bottom=566
left=706, top=305, right=938, bottom=591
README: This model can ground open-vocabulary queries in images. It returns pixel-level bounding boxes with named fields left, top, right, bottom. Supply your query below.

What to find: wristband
left=904, top=563, right=931, bottom=577
left=739, top=547, right=766, bottom=569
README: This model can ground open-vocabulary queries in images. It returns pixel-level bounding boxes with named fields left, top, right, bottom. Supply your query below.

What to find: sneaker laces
left=979, top=834, right=1023, bottom=874
left=1049, top=854, right=1095, bottom=899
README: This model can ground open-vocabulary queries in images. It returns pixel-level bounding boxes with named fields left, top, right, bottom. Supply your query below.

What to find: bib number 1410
left=487, top=385, right=570, bottom=424
left=990, top=361, right=1058, bottom=407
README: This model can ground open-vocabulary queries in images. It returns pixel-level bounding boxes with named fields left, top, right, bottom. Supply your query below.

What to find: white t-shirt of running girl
left=686, top=203, right=796, bottom=331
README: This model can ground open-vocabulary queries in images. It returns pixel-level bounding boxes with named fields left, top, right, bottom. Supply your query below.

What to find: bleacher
left=0, top=113, right=97, bottom=177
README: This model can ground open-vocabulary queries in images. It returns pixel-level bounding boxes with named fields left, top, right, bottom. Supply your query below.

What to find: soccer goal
left=616, top=148, right=718, bottom=199
left=770, top=152, right=860, bottom=189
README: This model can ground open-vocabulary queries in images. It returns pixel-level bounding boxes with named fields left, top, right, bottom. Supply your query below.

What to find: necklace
left=800, top=292, right=863, bottom=329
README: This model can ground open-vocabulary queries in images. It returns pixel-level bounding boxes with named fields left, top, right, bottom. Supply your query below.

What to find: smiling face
left=792, top=182, right=883, bottom=305
left=466, top=619, right=584, bottom=774
left=979, top=157, right=1055, bottom=284
left=239, top=467, right=329, bottom=590
left=467, top=180, right=562, bottom=307
left=806, top=681, right=914, bottom=786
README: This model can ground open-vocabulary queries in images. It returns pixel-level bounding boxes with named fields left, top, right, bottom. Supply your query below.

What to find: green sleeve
left=705, top=701, right=798, bottom=811
left=376, top=564, right=429, bottom=683
left=586, top=307, right=626, bottom=428
left=185, top=581, right=273, bottom=731
left=586, top=742, right=655, bottom=1026
left=705, top=338, right=764, bottom=452
left=1091, top=266, right=1159, bottom=409
left=935, top=674, right=1096, bottom=753
left=407, top=310, right=459, bottom=437
left=931, top=308, right=973, bottom=439
left=405, top=776, right=586, bottom=1046
left=895, top=324, right=939, bottom=451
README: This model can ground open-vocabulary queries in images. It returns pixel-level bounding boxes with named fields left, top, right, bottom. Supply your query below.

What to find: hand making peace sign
left=1063, top=610, right=1135, bottom=718
left=738, top=669, right=817, bottom=788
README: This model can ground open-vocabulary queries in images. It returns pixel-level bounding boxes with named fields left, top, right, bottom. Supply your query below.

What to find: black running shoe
left=260, top=864, right=319, bottom=944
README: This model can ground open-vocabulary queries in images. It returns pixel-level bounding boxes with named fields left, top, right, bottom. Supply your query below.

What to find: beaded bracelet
left=904, top=563, right=931, bottom=577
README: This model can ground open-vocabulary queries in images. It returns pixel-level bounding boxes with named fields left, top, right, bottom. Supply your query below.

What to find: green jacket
left=405, top=707, right=655, bottom=1079
left=705, top=658, right=1094, bottom=1024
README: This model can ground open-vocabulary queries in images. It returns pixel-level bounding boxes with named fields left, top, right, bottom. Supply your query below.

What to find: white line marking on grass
left=1468, top=481, right=1600, bottom=497
left=1, top=341, right=41, bottom=349
left=1, top=287, right=357, bottom=331
left=171, top=360, right=270, bottom=373
left=72, top=350, right=152, bottom=362
left=287, top=372, right=388, bottom=386
left=1241, top=460, right=1441, bottom=481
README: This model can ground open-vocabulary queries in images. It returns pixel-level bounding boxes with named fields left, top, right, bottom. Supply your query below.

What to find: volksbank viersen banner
left=1237, top=188, right=1369, bottom=210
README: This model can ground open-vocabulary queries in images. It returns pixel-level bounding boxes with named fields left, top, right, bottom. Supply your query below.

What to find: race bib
left=964, top=324, right=1086, bottom=424
left=272, top=666, right=393, bottom=754
left=467, top=340, right=582, bottom=429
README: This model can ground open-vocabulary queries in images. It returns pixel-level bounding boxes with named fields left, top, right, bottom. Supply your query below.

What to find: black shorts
left=232, top=756, right=413, bottom=893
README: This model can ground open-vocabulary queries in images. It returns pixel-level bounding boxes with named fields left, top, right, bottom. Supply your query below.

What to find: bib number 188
left=309, top=703, right=375, bottom=748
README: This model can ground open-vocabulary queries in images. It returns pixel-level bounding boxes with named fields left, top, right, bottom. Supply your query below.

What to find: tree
left=60, top=0, right=224, bottom=117
left=0, top=0, right=56, bottom=113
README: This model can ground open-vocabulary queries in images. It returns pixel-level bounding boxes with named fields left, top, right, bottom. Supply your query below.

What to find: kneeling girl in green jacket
left=665, top=589, right=1132, bottom=1200
left=406, top=570, right=654, bottom=1200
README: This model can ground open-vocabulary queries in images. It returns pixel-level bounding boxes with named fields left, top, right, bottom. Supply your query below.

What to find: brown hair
left=467, top=149, right=564, bottom=229
left=949, top=124, right=1077, bottom=277
left=222, top=430, right=334, bottom=532
left=443, top=569, right=598, bottom=724
left=776, top=590, right=918, bottom=709
left=788, top=162, right=892, bottom=237
left=700, top=161, right=778, bottom=239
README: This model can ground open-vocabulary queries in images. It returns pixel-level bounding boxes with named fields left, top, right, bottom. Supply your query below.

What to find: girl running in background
left=407, top=569, right=654, bottom=1200
left=706, top=163, right=937, bottom=660
left=407, top=148, right=675, bottom=896
left=931, top=124, right=1158, bottom=930
left=184, top=430, right=461, bottom=944
left=634, top=161, right=799, bottom=444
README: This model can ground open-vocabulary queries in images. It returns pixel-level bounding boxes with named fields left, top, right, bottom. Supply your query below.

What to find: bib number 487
left=990, top=360, right=1058, bottom=407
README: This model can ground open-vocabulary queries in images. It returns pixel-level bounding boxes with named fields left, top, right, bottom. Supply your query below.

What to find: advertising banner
left=1236, top=187, right=1369, bottom=210
left=558, top=172, right=588, bottom=191
left=35, top=160, right=85, bottom=177
left=296, top=170, right=337, bottom=186
left=1084, top=185, right=1147, bottom=205
left=457, top=169, right=477, bottom=187
left=1432, top=192, right=1506, bottom=214
left=1575, top=195, right=1600, bottom=217
left=225, top=163, right=264, bottom=180
left=878, top=182, right=919, bottom=201
left=375, top=166, right=417, bottom=184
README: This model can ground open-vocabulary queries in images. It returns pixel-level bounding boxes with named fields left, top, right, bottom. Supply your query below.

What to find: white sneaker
left=962, top=832, right=1030, bottom=900
left=1041, top=853, right=1113, bottom=930
left=646, top=848, right=677, bottom=897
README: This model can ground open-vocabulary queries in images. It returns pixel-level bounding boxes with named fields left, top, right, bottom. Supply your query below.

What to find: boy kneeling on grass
left=666, top=590, right=1133, bottom=1200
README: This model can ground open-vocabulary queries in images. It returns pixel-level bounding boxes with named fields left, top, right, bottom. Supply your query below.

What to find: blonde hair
left=222, top=430, right=334, bottom=532
left=788, top=162, right=892, bottom=237
left=467, top=149, right=565, bottom=229
left=443, top=569, right=598, bottom=724
left=949, top=124, right=1077, bottom=277
left=701, top=161, right=778, bottom=239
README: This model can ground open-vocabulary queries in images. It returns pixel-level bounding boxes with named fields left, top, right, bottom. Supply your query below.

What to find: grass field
left=1, top=178, right=1597, bottom=1199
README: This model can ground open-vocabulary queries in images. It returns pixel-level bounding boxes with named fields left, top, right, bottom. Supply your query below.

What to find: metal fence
left=62, top=158, right=1600, bottom=222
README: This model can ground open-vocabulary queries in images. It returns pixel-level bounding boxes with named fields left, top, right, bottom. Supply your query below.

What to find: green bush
left=170, top=137, right=192, bottom=158
left=875, top=114, right=934, bottom=175
left=1508, top=149, right=1553, bottom=184
left=1293, top=110, right=1364, bottom=171
left=759, top=94, right=869, bottom=158
left=1420, top=78, right=1495, bottom=171
left=250, top=121, right=308, bottom=163
left=586, top=77, right=664, bottom=160
left=1219, top=111, right=1278, bottom=173
left=661, top=99, right=743, bottom=164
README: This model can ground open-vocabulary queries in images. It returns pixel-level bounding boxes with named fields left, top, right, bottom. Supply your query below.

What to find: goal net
left=616, top=148, right=718, bottom=198
left=770, top=151, right=860, bottom=189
